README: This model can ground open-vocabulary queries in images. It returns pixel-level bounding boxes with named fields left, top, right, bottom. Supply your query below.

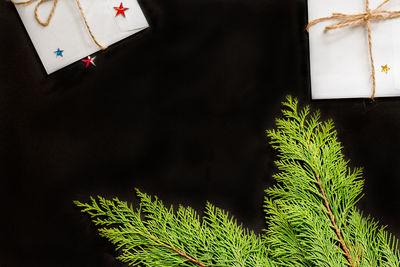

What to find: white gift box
left=14, top=0, right=149, bottom=74
left=308, top=0, right=400, bottom=99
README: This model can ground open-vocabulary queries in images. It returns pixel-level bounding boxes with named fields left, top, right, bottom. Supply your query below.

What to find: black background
left=1, top=0, right=399, bottom=266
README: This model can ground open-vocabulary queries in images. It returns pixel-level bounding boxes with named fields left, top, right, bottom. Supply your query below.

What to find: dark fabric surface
left=0, top=0, right=399, bottom=266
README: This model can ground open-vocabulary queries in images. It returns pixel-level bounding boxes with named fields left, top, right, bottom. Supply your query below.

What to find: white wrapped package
left=14, top=0, right=149, bottom=74
left=308, top=0, right=400, bottom=99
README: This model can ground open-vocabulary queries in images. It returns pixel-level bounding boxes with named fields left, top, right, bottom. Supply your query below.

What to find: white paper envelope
left=14, top=0, right=149, bottom=74
left=308, top=0, right=400, bottom=99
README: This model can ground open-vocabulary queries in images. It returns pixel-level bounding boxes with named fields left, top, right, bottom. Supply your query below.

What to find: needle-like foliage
left=74, top=189, right=272, bottom=266
left=265, top=96, right=400, bottom=267
left=75, top=96, right=400, bottom=267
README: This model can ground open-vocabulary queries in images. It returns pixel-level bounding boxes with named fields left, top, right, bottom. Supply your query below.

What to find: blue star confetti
left=54, top=48, right=64, bottom=57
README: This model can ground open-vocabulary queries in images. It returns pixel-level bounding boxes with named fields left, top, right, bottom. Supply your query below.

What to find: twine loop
left=307, top=0, right=400, bottom=99
left=11, top=0, right=107, bottom=50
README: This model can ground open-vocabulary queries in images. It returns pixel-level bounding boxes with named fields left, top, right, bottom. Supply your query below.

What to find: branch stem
left=134, top=226, right=208, bottom=267
left=314, top=171, right=354, bottom=267
left=166, top=244, right=208, bottom=267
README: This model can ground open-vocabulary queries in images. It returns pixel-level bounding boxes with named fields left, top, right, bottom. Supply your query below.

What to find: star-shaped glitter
left=381, top=64, right=390, bottom=74
left=114, top=2, right=129, bottom=17
left=81, top=56, right=96, bottom=68
left=54, top=48, right=64, bottom=57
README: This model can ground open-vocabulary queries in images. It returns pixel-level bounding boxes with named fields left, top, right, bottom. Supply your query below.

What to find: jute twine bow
left=307, top=0, right=400, bottom=99
left=11, top=0, right=107, bottom=50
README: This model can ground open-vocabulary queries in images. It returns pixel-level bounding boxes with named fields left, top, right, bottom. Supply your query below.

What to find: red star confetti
left=114, top=3, right=129, bottom=17
left=82, top=56, right=96, bottom=68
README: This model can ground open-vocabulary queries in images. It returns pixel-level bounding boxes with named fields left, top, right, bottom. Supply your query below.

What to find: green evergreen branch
left=75, top=95, right=400, bottom=266
left=75, top=189, right=271, bottom=266
left=74, top=192, right=209, bottom=266
left=265, top=95, right=399, bottom=266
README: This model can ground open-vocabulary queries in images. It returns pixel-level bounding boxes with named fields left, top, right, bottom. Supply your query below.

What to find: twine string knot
left=364, top=10, right=372, bottom=21
left=11, top=0, right=107, bottom=50
left=307, top=0, right=400, bottom=99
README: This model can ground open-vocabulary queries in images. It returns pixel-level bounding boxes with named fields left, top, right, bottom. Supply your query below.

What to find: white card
left=308, top=0, right=400, bottom=99
left=14, top=0, right=149, bottom=74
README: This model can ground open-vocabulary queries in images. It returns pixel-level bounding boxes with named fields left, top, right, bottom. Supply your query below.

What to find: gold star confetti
left=381, top=64, right=390, bottom=74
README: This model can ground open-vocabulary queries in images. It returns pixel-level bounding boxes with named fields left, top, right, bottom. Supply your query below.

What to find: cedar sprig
left=264, top=95, right=400, bottom=266
left=74, top=189, right=272, bottom=266
left=75, top=96, right=400, bottom=266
